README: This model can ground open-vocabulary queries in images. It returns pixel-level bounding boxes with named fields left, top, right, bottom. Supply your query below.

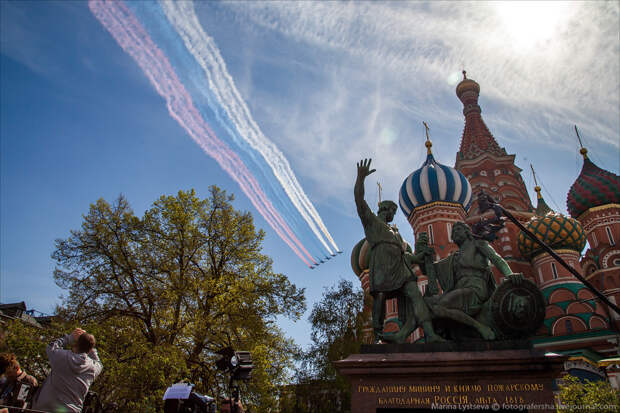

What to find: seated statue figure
left=423, top=221, right=523, bottom=341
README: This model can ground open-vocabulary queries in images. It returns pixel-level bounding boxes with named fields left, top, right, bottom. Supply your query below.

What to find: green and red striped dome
left=567, top=156, right=620, bottom=218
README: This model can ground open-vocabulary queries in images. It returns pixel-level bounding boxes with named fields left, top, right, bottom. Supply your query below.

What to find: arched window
left=606, top=227, right=615, bottom=246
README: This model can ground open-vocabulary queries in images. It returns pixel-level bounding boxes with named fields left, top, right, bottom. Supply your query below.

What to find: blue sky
left=1, top=1, right=618, bottom=349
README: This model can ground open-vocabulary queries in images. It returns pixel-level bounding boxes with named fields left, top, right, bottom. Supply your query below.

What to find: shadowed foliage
left=281, top=279, right=369, bottom=413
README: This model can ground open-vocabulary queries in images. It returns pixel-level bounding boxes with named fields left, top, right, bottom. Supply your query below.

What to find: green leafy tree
left=556, top=374, right=620, bottom=412
left=48, top=187, right=305, bottom=411
left=285, top=279, right=369, bottom=413
left=1, top=319, right=67, bottom=381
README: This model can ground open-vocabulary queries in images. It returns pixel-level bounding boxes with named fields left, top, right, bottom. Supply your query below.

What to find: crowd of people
left=0, top=328, right=102, bottom=413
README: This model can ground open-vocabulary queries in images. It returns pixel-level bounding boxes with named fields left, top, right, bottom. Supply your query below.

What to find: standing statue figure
left=355, top=159, right=442, bottom=343
left=425, top=222, right=523, bottom=340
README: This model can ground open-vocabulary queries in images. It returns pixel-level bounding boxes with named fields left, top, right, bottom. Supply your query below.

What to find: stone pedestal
left=334, top=341, right=566, bottom=413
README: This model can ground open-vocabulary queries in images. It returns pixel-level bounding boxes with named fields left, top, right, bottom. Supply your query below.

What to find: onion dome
left=518, top=183, right=586, bottom=260
left=456, top=70, right=480, bottom=101
left=351, top=238, right=370, bottom=277
left=566, top=146, right=620, bottom=218
left=455, top=71, right=507, bottom=160
left=399, top=133, right=472, bottom=218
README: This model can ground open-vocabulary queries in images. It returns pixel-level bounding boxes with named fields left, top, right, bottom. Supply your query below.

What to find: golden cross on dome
left=530, top=164, right=542, bottom=199
left=574, top=125, right=588, bottom=159
left=530, top=164, right=539, bottom=187
left=423, top=121, right=432, bottom=154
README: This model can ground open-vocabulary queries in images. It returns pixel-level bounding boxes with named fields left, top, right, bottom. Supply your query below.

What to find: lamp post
left=215, top=347, right=253, bottom=413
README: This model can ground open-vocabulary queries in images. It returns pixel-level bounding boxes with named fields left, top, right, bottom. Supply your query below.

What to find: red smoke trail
left=89, top=0, right=315, bottom=266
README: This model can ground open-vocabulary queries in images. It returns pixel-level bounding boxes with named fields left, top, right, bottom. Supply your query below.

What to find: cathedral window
left=447, top=223, right=452, bottom=242
left=591, top=232, right=598, bottom=247
left=494, top=169, right=501, bottom=176
left=480, top=171, right=487, bottom=176
left=606, top=227, right=615, bottom=246
left=428, top=224, right=434, bottom=245
left=565, top=319, right=573, bottom=334
left=551, top=262, right=558, bottom=279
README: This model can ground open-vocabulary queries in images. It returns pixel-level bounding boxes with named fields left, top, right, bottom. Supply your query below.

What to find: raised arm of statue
left=354, top=158, right=376, bottom=227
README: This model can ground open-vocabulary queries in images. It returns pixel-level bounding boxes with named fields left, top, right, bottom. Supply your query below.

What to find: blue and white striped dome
left=399, top=153, right=473, bottom=218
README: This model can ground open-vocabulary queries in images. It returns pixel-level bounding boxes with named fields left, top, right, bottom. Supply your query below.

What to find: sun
left=492, top=1, right=576, bottom=50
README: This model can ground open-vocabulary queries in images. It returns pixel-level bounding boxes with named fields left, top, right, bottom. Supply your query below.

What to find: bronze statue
left=423, top=222, right=526, bottom=340
left=355, top=159, right=443, bottom=343
left=354, top=159, right=545, bottom=343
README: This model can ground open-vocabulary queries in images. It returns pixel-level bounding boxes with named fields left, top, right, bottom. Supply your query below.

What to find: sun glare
left=492, top=1, right=575, bottom=49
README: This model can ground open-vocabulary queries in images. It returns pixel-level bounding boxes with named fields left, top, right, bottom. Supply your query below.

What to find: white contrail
left=89, top=0, right=314, bottom=267
left=160, top=0, right=340, bottom=252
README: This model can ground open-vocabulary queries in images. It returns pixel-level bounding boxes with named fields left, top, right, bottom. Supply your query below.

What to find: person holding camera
left=0, top=352, right=38, bottom=409
left=32, top=328, right=102, bottom=413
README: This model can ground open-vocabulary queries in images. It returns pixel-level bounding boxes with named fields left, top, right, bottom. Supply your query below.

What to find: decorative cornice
left=586, top=267, right=620, bottom=280
left=531, top=249, right=583, bottom=262
left=455, top=153, right=518, bottom=170
left=409, top=201, right=467, bottom=219
left=578, top=204, right=620, bottom=221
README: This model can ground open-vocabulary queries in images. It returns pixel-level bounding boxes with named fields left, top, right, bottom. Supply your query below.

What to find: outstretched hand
left=357, top=158, right=376, bottom=180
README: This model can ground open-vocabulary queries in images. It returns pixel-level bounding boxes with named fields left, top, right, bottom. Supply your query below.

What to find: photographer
left=0, top=353, right=38, bottom=409
left=32, top=328, right=102, bottom=413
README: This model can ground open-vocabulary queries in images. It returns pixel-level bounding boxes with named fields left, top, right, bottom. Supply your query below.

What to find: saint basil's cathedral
left=351, top=72, right=620, bottom=385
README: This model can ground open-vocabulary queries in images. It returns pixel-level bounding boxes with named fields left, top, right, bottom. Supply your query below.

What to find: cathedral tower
left=567, top=136, right=620, bottom=330
left=453, top=71, right=534, bottom=281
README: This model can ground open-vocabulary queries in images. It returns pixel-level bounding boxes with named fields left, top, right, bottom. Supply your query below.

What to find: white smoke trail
left=89, top=0, right=314, bottom=266
left=160, top=0, right=340, bottom=252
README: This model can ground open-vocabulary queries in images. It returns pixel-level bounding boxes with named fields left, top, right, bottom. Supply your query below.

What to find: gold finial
left=574, top=125, right=588, bottom=159
left=462, top=70, right=467, bottom=80
left=530, top=164, right=542, bottom=199
left=377, top=181, right=383, bottom=206
left=423, top=121, right=432, bottom=154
